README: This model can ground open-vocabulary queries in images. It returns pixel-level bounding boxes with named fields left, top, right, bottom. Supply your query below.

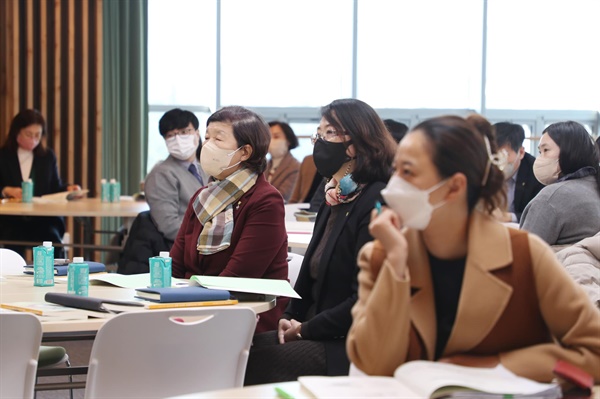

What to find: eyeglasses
left=20, top=131, right=42, bottom=139
left=311, top=129, right=344, bottom=144
left=165, top=128, right=196, bottom=140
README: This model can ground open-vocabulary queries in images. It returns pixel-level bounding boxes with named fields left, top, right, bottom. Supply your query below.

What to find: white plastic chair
left=84, top=307, right=257, bottom=399
left=287, top=252, right=304, bottom=288
left=0, top=312, right=43, bottom=399
left=0, top=247, right=27, bottom=275
left=0, top=248, right=74, bottom=398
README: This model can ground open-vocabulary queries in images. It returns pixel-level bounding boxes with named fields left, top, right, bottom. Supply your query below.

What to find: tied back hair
left=414, top=114, right=506, bottom=215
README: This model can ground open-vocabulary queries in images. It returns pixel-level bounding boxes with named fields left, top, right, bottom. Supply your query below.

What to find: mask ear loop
left=481, top=136, right=507, bottom=186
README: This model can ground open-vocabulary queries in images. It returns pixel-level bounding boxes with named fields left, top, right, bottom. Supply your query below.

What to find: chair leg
left=66, top=358, right=74, bottom=399
left=34, top=357, right=75, bottom=399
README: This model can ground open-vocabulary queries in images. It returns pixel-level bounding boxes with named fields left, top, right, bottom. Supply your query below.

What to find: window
left=487, top=0, right=600, bottom=110
left=357, top=0, right=483, bottom=109
left=220, top=0, right=353, bottom=107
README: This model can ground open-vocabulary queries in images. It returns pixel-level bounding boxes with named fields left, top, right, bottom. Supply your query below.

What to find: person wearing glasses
left=0, top=109, right=81, bottom=258
left=144, top=108, right=208, bottom=242
left=266, top=121, right=300, bottom=202
left=244, top=99, right=396, bottom=384
left=118, top=108, right=208, bottom=274
left=170, top=106, right=289, bottom=333
left=346, top=115, right=599, bottom=382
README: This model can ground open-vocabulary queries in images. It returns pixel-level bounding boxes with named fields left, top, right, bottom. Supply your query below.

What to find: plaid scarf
left=193, top=168, right=258, bottom=255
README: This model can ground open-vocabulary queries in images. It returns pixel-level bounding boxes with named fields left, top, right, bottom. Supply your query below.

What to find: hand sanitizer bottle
left=109, top=178, right=121, bottom=203
left=67, top=257, right=89, bottom=296
left=100, top=178, right=110, bottom=203
left=21, top=178, right=33, bottom=203
left=149, top=251, right=172, bottom=288
left=33, top=241, right=54, bottom=287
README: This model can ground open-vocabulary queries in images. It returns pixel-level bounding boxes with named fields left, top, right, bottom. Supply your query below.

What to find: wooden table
left=0, top=197, right=148, bottom=217
left=0, top=197, right=149, bottom=258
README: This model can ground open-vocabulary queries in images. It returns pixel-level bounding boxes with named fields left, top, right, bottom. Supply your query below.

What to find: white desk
left=169, top=381, right=313, bottom=398
left=0, top=276, right=274, bottom=334
left=169, top=380, right=600, bottom=399
left=286, top=220, right=314, bottom=250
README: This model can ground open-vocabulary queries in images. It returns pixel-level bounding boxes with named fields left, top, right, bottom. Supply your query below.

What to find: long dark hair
left=3, top=109, right=48, bottom=156
left=413, top=114, right=506, bottom=214
left=320, top=99, right=396, bottom=184
left=544, top=121, right=600, bottom=188
left=206, top=106, right=270, bottom=174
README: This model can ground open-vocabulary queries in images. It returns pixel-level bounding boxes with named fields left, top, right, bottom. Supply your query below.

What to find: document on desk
left=188, top=275, right=301, bottom=299
left=34, top=189, right=89, bottom=202
left=86, top=273, right=152, bottom=288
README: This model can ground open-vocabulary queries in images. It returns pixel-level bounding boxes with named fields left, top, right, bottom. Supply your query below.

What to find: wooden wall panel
left=0, top=0, right=103, bottom=258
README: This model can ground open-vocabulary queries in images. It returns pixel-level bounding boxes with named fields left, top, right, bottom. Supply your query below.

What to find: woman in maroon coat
left=170, top=106, right=289, bottom=333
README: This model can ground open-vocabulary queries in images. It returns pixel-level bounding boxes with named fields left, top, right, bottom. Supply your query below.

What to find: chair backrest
left=84, top=307, right=257, bottom=399
left=0, top=248, right=27, bottom=275
left=287, top=252, right=304, bottom=289
left=0, top=312, right=42, bottom=399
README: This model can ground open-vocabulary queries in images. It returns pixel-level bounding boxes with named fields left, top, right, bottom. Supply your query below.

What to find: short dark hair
left=320, top=99, right=396, bottom=184
left=158, top=108, right=199, bottom=137
left=544, top=121, right=600, bottom=188
left=413, top=114, right=506, bottom=214
left=494, top=122, right=525, bottom=153
left=206, top=106, right=270, bottom=174
left=268, top=121, right=299, bottom=150
left=383, top=119, right=409, bottom=143
left=3, top=109, right=47, bottom=156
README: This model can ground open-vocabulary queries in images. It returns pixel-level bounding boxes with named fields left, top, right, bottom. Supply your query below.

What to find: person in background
left=493, top=122, right=543, bottom=223
left=383, top=119, right=409, bottom=143
left=0, top=109, right=80, bottom=258
left=170, top=106, right=288, bottom=333
left=245, top=98, right=396, bottom=384
left=555, top=232, right=600, bottom=308
left=520, top=121, right=600, bottom=246
left=347, top=114, right=600, bottom=382
left=117, top=108, right=207, bottom=274
left=145, top=108, right=207, bottom=242
left=266, top=121, right=300, bottom=202
left=288, top=154, right=322, bottom=206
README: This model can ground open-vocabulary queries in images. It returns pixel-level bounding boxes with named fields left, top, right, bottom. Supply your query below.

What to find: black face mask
left=313, top=139, right=352, bottom=178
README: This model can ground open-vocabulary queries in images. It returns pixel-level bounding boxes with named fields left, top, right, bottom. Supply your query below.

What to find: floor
left=36, top=340, right=92, bottom=399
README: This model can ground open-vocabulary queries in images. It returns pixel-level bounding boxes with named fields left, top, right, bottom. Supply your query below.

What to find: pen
left=275, top=386, right=296, bottom=399
left=375, top=200, right=382, bottom=215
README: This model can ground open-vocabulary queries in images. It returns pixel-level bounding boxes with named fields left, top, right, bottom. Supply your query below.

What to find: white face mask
left=200, top=140, right=243, bottom=178
left=533, top=157, right=560, bottom=185
left=381, top=175, right=448, bottom=230
left=269, top=139, right=288, bottom=159
left=166, top=134, right=197, bottom=161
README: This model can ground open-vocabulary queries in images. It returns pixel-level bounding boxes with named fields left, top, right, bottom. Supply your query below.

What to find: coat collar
left=407, top=209, right=515, bottom=359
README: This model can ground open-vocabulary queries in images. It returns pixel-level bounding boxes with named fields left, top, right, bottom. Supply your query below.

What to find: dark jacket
left=0, top=147, right=67, bottom=256
left=282, top=181, right=385, bottom=376
left=117, top=211, right=174, bottom=274
left=513, top=152, right=544, bottom=221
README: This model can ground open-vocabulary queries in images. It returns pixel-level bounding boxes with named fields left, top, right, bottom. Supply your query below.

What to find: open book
left=299, top=361, right=561, bottom=399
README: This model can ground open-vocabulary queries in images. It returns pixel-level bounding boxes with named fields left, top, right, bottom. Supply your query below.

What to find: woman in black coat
left=0, top=109, right=80, bottom=258
left=244, top=99, right=397, bottom=384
